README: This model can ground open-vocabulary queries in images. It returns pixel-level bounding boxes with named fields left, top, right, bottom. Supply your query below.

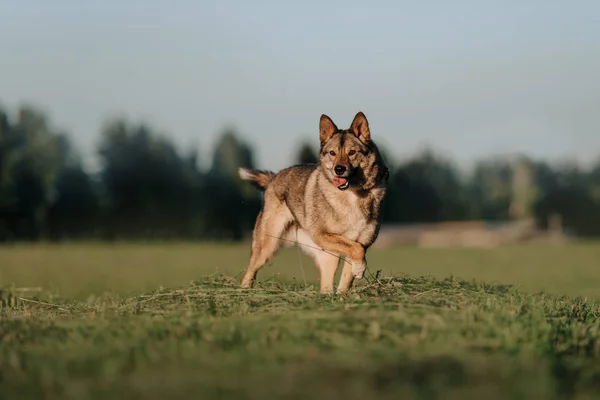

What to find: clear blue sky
left=1, top=1, right=599, bottom=172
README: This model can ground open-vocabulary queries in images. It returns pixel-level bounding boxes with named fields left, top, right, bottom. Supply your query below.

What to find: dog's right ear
left=320, top=114, right=338, bottom=145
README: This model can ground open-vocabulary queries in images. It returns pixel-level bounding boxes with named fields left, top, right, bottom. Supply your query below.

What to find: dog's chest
left=339, top=194, right=373, bottom=241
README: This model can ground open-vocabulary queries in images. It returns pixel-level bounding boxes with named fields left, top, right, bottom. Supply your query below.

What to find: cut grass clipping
left=2, top=274, right=600, bottom=400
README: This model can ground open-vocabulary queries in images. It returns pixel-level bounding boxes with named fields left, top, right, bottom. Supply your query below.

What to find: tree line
left=1, top=103, right=599, bottom=242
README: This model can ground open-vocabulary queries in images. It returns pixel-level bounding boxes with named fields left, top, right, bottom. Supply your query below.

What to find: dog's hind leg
left=241, top=204, right=292, bottom=289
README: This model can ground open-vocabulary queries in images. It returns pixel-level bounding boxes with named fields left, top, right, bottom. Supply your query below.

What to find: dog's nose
left=334, top=165, right=346, bottom=176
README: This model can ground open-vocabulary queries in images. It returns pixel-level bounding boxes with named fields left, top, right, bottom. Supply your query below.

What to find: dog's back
left=240, top=164, right=317, bottom=226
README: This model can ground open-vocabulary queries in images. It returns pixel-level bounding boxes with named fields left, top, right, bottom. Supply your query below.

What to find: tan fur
left=237, top=168, right=275, bottom=190
left=238, top=112, right=389, bottom=294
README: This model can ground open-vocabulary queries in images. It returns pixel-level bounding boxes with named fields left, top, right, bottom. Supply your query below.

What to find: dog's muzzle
left=332, top=166, right=351, bottom=190
left=333, top=177, right=350, bottom=190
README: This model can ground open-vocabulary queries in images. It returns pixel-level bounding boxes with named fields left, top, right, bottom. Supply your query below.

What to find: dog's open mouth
left=332, top=177, right=350, bottom=190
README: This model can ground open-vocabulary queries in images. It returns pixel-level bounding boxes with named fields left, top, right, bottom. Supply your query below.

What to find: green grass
left=1, top=242, right=600, bottom=399
left=1, top=241, right=599, bottom=299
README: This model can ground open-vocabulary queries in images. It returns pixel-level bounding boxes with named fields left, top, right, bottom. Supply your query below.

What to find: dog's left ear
left=350, top=112, right=370, bottom=144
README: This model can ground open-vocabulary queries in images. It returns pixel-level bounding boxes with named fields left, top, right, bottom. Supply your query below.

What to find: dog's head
left=319, top=112, right=389, bottom=192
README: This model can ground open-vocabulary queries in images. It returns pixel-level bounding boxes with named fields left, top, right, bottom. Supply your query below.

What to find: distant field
left=1, top=241, right=600, bottom=399
left=1, top=241, right=599, bottom=299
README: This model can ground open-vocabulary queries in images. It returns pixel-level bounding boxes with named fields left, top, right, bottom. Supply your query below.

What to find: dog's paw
left=352, top=260, right=367, bottom=279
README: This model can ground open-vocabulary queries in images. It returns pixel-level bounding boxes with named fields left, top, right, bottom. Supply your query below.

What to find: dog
left=238, top=112, right=389, bottom=294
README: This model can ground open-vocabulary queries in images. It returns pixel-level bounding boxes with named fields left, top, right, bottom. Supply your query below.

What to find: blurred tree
left=0, top=105, right=72, bottom=240
left=465, top=158, right=513, bottom=220
left=203, top=128, right=261, bottom=240
left=295, top=141, right=318, bottom=164
left=47, top=164, right=100, bottom=240
left=2, top=101, right=600, bottom=240
left=589, top=158, right=600, bottom=202
left=381, top=166, right=440, bottom=223
left=509, top=156, right=538, bottom=220
left=532, top=162, right=600, bottom=236
left=209, top=129, right=255, bottom=180
left=0, top=107, right=17, bottom=239
left=381, top=150, right=468, bottom=223
left=534, top=184, right=600, bottom=236
left=97, top=119, right=199, bottom=239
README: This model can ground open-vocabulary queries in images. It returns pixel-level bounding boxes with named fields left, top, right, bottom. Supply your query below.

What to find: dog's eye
left=329, top=151, right=336, bottom=156
left=348, top=150, right=356, bottom=156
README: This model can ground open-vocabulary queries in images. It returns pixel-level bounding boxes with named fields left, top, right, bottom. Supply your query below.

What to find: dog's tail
left=238, top=168, right=276, bottom=191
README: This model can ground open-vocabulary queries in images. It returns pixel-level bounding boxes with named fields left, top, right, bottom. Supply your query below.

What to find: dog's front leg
left=336, top=261, right=357, bottom=294
left=313, top=232, right=366, bottom=281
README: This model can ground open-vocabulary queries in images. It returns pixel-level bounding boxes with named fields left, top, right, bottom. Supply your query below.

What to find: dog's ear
left=350, top=112, right=370, bottom=144
left=319, top=114, right=338, bottom=145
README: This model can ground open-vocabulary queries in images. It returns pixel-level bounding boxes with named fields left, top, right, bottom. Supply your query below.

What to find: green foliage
left=209, top=128, right=255, bottom=180
left=0, top=105, right=73, bottom=240
left=1, top=102, right=600, bottom=241
left=97, top=119, right=201, bottom=238
left=296, top=141, right=318, bottom=164
left=383, top=149, right=470, bottom=223
left=465, top=158, right=514, bottom=220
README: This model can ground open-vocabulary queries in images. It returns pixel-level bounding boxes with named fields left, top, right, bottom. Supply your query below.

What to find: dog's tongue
left=332, top=177, right=348, bottom=187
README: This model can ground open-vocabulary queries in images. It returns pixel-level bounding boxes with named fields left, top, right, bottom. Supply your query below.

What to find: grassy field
left=1, top=241, right=600, bottom=399
left=2, top=241, right=600, bottom=299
